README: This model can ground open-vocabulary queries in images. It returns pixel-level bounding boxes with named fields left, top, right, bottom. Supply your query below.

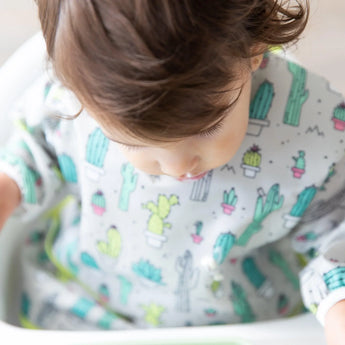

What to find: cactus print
left=237, top=184, right=284, bottom=246
left=58, top=154, right=77, bottom=183
left=91, top=190, right=106, bottom=216
left=284, top=62, right=309, bottom=126
left=118, top=163, right=138, bottom=211
left=97, top=226, right=121, bottom=258
left=9, top=52, right=345, bottom=329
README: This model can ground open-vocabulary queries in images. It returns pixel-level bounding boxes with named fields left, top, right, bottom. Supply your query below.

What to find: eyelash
left=198, top=121, right=224, bottom=138
left=119, top=143, right=143, bottom=152
left=118, top=121, right=224, bottom=151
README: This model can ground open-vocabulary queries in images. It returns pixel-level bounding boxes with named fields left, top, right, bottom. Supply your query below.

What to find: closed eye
left=118, top=143, right=144, bottom=151
left=198, top=121, right=224, bottom=138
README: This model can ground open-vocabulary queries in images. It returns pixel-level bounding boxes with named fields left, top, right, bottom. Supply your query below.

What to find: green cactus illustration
left=296, top=231, right=318, bottom=242
left=210, top=279, right=222, bottom=296
left=97, top=311, right=118, bottom=330
left=333, top=102, right=345, bottom=121
left=293, top=150, right=305, bottom=170
left=175, top=250, right=199, bottom=312
left=204, top=308, right=217, bottom=317
left=92, top=190, right=106, bottom=215
left=222, top=188, right=238, bottom=215
left=321, top=163, right=336, bottom=189
left=213, top=232, right=236, bottom=264
left=80, top=251, right=99, bottom=269
left=58, top=154, right=78, bottom=183
left=277, top=294, right=289, bottom=315
left=191, top=221, right=204, bottom=243
left=98, top=284, right=110, bottom=303
left=223, top=188, right=238, bottom=206
left=132, top=259, right=164, bottom=285
left=283, top=62, right=309, bottom=126
left=291, top=150, right=306, bottom=178
left=117, top=275, right=133, bottom=305
left=195, top=221, right=203, bottom=236
left=323, top=267, right=345, bottom=291
left=23, top=167, right=41, bottom=204
left=249, top=80, right=274, bottom=120
left=242, top=257, right=273, bottom=298
left=230, top=281, right=255, bottom=323
left=21, top=292, right=31, bottom=318
left=0, top=150, right=39, bottom=203
left=26, top=231, right=45, bottom=244
left=290, top=185, right=317, bottom=217
left=269, top=249, right=299, bottom=290
left=142, top=303, right=165, bottom=326
left=44, top=81, right=53, bottom=100
left=86, top=128, right=109, bottom=168
left=332, top=102, right=345, bottom=131
left=142, top=194, right=179, bottom=235
left=242, top=145, right=261, bottom=167
left=64, top=240, right=79, bottom=276
left=237, top=184, right=284, bottom=246
left=118, top=163, right=138, bottom=211
left=70, top=297, right=95, bottom=319
left=97, top=225, right=121, bottom=258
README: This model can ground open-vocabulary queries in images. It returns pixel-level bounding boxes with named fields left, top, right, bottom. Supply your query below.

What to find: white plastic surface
left=0, top=33, right=327, bottom=345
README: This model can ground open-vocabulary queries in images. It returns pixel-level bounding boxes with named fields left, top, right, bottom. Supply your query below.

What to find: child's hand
left=0, top=172, right=21, bottom=230
left=325, top=300, right=345, bottom=345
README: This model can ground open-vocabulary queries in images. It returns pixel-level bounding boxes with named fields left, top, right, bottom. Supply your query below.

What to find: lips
left=177, top=171, right=208, bottom=181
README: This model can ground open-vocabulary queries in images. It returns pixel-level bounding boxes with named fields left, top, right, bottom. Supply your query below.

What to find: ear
left=250, top=54, right=264, bottom=72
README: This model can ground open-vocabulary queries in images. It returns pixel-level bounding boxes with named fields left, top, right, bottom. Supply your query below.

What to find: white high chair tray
left=0, top=33, right=326, bottom=345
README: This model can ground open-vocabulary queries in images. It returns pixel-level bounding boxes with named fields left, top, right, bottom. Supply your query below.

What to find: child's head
left=35, top=0, right=309, bottom=179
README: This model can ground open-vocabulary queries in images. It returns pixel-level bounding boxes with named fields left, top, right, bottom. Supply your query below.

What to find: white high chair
left=0, top=32, right=326, bottom=345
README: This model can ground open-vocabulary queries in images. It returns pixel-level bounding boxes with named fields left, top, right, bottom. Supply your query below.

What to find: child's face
left=96, top=56, right=262, bottom=181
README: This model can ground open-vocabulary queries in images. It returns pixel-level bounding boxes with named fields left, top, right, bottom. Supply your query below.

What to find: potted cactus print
left=241, top=145, right=261, bottom=178
left=98, top=284, right=110, bottom=304
left=277, top=294, right=289, bottom=315
left=247, top=81, right=273, bottom=136
left=291, top=150, right=305, bottom=178
left=142, top=194, right=179, bottom=248
left=221, top=188, right=238, bottom=215
left=92, top=190, right=106, bottom=216
left=97, top=226, right=122, bottom=258
left=85, top=128, right=109, bottom=181
left=191, top=221, right=204, bottom=244
left=332, top=102, right=345, bottom=131
left=283, top=185, right=317, bottom=228
left=204, top=308, right=217, bottom=317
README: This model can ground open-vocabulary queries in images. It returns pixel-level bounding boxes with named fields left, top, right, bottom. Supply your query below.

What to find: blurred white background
left=0, top=0, right=344, bottom=93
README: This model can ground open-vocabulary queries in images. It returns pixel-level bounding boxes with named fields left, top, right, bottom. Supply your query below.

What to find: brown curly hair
left=35, top=0, right=309, bottom=141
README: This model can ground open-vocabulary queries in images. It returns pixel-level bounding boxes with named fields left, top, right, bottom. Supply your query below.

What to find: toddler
left=1, top=0, right=345, bottom=343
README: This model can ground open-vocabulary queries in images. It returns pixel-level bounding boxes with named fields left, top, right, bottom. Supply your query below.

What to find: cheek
left=119, top=148, right=159, bottom=172
left=211, top=116, right=249, bottom=162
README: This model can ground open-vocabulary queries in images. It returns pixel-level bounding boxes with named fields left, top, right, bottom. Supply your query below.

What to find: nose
left=157, top=151, right=201, bottom=178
